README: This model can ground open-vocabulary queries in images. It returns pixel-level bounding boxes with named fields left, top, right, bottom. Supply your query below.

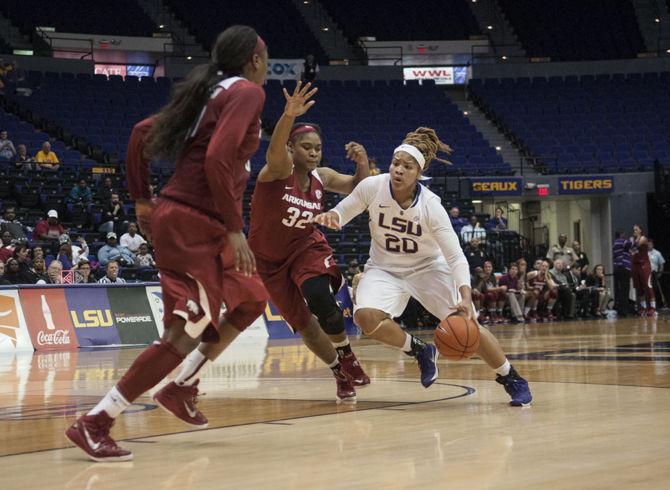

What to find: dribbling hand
left=227, top=231, right=257, bottom=277
left=283, top=81, right=318, bottom=117
left=454, top=299, right=476, bottom=321
left=313, top=211, right=341, bottom=230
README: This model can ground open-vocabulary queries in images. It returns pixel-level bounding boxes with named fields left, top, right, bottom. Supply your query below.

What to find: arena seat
left=469, top=73, right=670, bottom=173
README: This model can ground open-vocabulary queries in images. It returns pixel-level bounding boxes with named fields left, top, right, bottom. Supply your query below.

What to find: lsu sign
left=558, top=176, right=614, bottom=194
left=470, top=178, right=523, bottom=196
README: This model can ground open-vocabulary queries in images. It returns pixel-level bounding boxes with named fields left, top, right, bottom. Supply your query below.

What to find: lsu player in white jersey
left=315, top=127, right=532, bottom=406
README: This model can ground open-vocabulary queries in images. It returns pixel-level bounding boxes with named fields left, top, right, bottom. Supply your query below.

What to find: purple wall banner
left=65, top=287, right=121, bottom=346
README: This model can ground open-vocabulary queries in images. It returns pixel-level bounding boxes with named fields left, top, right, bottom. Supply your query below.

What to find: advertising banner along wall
left=19, top=289, right=78, bottom=351
left=65, top=287, right=121, bottom=347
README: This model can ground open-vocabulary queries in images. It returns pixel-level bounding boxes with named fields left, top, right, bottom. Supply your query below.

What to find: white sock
left=332, top=338, right=350, bottom=348
left=495, top=359, right=511, bottom=377
left=650, top=301, right=656, bottom=309
left=524, top=306, right=531, bottom=315
left=327, top=357, right=339, bottom=368
left=88, top=386, right=130, bottom=418
left=401, top=332, right=413, bottom=353
left=640, top=301, right=647, bottom=309
left=175, top=349, right=209, bottom=386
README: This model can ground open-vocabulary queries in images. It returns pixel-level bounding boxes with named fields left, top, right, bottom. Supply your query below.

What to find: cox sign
left=267, top=59, right=302, bottom=80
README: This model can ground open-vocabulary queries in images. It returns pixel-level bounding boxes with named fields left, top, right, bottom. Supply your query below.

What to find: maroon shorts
left=632, top=262, right=653, bottom=296
left=256, top=240, right=342, bottom=331
left=153, top=199, right=267, bottom=342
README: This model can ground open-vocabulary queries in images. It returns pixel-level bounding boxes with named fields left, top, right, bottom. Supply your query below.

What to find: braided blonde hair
left=401, top=127, right=452, bottom=171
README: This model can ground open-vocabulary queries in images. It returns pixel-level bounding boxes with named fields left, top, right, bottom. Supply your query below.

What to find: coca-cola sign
left=37, top=329, right=72, bottom=346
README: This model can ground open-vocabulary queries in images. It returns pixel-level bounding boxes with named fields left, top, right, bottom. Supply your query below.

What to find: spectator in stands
left=0, top=130, right=16, bottom=160
left=586, top=264, right=610, bottom=317
left=464, top=237, right=488, bottom=272
left=99, top=193, right=128, bottom=235
left=449, top=207, right=466, bottom=234
left=368, top=158, right=381, bottom=176
left=35, top=210, right=65, bottom=243
left=480, top=260, right=507, bottom=324
left=460, top=215, right=486, bottom=244
left=97, top=232, right=135, bottom=267
left=98, top=177, right=116, bottom=203
left=565, top=264, right=592, bottom=318
left=343, top=259, right=361, bottom=285
left=120, top=222, right=146, bottom=254
left=516, top=258, right=537, bottom=320
left=13, top=244, right=38, bottom=282
left=74, top=257, right=96, bottom=284
left=0, top=231, right=15, bottom=263
left=0, top=207, right=28, bottom=242
left=549, top=259, right=575, bottom=320
left=31, top=245, right=44, bottom=262
left=134, top=242, right=156, bottom=268
left=527, top=260, right=558, bottom=322
left=301, top=54, right=317, bottom=83
left=648, top=239, right=665, bottom=309
left=13, top=144, right=33, bottom=170
left=572, top=240, right=589, bottom=277
left=32, top=256, right=48, bottom=283
left=67, top=179, right=93, bottom=204
left=499, top=262, right=524, bottom=323
left=35, top=141, right=60, bottom=170
left=55, top=240, right=74, bottom=270
left=4, top=258, right=28, bottom=284
left=98, top=260, right=126, bottom=284
left=486, top=207, right=508, bottom=231
left=45, top=260, right=63, bottom=284
left=547, top=234, right=577, bottom=267
left=0, top=261, right=10, bottom=285
left=612, top=230, right=632, bottom=317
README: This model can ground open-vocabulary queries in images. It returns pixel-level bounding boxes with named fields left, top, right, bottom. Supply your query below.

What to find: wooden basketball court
left=1, top=316, right=669, bottom=488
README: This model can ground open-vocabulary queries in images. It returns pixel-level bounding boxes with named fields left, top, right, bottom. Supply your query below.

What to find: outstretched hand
left=283, top=81, right=318, bottom=117
left=313, top=211, right=341, bottom=230
left=344, top=141, right=368, bottom=166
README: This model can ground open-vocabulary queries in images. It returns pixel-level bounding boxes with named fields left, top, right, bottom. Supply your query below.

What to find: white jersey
left=332, top=174, right=470, bottom=289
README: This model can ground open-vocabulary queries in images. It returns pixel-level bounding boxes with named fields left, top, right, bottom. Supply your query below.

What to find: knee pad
left=301, top=277, right=344, bottom=336
left=225, top=301, right=266, bottom=332
left=316, top=306, right=344, bottom=335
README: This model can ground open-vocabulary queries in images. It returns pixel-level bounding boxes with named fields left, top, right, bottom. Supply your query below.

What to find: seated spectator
left=31, top=245, right=44, bottom=262
left=368, top=158, right=381, bottom=176
left=449, top=207, right=467, bottom=234
left=98, top=177, right=117, bottom=203
left=0, top=129, right=16, bottom=160
left=67, top=179, right=93, bottom=204
left=499, top=262, right=524, bottom=323
left=546, top=233, right=577, bottom=267
left=58, top=233, right=88, bottom=264
left=586, top=264, right=611, bottom=317
left=343, top=259, right=361, bottom=285
left=97, top=232, right=135, bottom=267
left=35, top=210, right=65, bottom=243
left=13, top=244, right=38, bottom=283
left=32, top=256, right=48, bottom=283
left=44, top=260, right=63, bottom=284
left=120, top=222, right=146, bottom=254
left=99, top=193, right=128, bottom=235
left=35, top=141, right=60, bottom=170
left=460, top=216, right=486, bottom=244
left=13, top=144, right=33, bottom=170
left=572, top=241, right=589, bottom=278
left=527, top=260, right=558, bottom=322
left=486, top=207, right=508, bottom=231
left=4, top=257, right=36, bottom=284
left=55, top=241, right=74, bottom=270
left=516, top=259, right=537, bottom=320
left=0, top=261, right=11, bottom=285
left=0, top=231, right=15, bottom=263
left=464, top=237, right=488, bottom=272
left=74, top=258, right=96, bottom=284
left=549, top=258, right=575, bottom=320
left=135, top=243, right=156, bottom=268
left=98, top=260, right=126, bottom=284
left=481, top=260, right=507, bottom=323
left=0, top=207, right=28, bottom=242
left=565, top=264, right=592, bottom=318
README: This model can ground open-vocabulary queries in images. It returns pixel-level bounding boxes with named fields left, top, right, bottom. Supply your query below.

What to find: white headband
left=393, top=144, right=426, bottom=169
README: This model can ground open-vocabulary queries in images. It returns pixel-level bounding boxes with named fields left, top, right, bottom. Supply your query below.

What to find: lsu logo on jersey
left=378, top=212, right=421, bottom=254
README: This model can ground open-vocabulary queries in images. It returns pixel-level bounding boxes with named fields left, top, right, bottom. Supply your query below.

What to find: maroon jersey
left=632, top=240, right=650, bottom=266
left=126, top=77, right=265, bottom=232
left=528, top=272, right=548, bottom=291
left=248, top=170, right=330, bottom=262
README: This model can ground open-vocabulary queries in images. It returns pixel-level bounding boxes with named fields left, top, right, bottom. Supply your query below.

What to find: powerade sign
left=107, top=288, right=159, bottom=344
left=470, top=178, right=523, bottom=196
left=558, top=176, right=614, bottom=194
left=267, top=59, right=302, bottom=81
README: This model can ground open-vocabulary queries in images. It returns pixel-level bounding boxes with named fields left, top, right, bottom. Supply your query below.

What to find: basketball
left=434, top=315, right=480, bottom=360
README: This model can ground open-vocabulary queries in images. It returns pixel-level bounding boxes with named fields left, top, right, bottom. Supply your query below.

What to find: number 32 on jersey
left=282, top=206, right=313, bottom=229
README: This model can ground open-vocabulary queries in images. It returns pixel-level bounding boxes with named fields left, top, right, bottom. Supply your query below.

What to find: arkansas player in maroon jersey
left=65, top=26, right=269, bottom=462
left=251, top=81, right=371, bottom=402
left=631, top=224, right=656, bottom=316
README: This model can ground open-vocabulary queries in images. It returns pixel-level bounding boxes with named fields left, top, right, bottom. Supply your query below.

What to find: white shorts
left=354, top=262, right=461, bottom=320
